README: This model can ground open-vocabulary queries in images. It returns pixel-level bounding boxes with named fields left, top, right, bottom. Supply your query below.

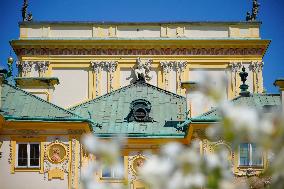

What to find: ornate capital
left=91, top=60, right=118, bottom=73
left=104, top=61, right=118, bottom=73
left=36, top=61, right=50, bottom=73
left=91, top=61, right=104, bottom=73
left=16, top=61, right=33, bottom=74
left=174, top=61, right=187, bottom=73
left=249, top=61, right=263, bottom=73
left=229, top=62, right=242, bottom=72
left=160, top=61, right=187, bottom=73
left=160, top=61, right=174, bottom=73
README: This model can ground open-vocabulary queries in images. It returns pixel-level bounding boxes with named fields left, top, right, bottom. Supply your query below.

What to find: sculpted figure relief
left=51, top=147, right=61, bottom=163
left=47, top=142, right=67, bottom=164
left=134, top=57, right=152, bottom=82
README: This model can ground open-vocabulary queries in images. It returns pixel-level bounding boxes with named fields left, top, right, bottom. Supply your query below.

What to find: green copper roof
left=0, top=82, right=84, bottom=122
left=69, top=82, right=187, bottom=138
left=192, top=94, right=281, bottom=122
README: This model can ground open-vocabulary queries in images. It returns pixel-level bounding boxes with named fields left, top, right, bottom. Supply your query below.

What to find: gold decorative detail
left=132, top=179, right=149, bottom=189
left=0, top=141, right=2, bottom=159
left=47, top=141, right=67, bottom=164
left=8, top=141, right=13, bottom=164
left=48, top=168, right=64, bottom=180
left=130, top=154, right=147, bottom=175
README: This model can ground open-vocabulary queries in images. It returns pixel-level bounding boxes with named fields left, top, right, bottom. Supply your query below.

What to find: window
left=16, top=143, right=40, bottom=168
left=239, top=143, right=263, bottom=167
left=101, top=157, right=124, bottom=179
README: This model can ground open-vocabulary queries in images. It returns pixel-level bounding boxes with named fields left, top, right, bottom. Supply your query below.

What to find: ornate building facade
left=0, top=20, right=282, bottom=189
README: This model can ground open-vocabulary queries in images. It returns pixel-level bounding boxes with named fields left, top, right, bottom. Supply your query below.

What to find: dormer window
left=128, top=99, right=153, bottom=122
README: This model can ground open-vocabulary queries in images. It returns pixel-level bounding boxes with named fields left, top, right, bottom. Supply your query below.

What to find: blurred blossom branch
left=81, top=71, right=284, bottom=189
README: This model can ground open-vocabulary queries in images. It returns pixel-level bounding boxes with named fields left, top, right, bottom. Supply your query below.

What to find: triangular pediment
left=69, top=82, right=187, bottom=137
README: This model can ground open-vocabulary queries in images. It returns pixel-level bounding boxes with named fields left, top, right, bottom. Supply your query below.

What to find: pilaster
left=249, top=61, right=264, bottom=93
left=228, top=61, right=242, bottom=98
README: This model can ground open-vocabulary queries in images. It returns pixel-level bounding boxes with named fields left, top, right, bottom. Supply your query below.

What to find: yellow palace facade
left=0, top=20, right=282, bottom=189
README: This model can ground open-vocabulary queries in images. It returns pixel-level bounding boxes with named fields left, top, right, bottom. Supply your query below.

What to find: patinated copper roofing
left=0, top=82, right=89, bottom=123
left=69, top=81, right=187, bottom=138
left=191, top=94, right=281, bottom=122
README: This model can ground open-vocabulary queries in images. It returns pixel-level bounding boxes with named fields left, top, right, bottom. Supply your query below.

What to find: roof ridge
left=68, top=82, right=186, bottom=110
left=4, top=83, right=82, bottom=118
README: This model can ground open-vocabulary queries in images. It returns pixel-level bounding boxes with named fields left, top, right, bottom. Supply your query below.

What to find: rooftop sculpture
left=21, top=0, right=33, bottom=21
left=246, top=0, right=260, bottom=21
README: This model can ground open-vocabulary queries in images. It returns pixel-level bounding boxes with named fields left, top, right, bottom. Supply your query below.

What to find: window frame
left=100, top=156, right=125, bottom=180
left=238, top=143, right=263, bottom=167
left=16, top=142, right=40, bottom=169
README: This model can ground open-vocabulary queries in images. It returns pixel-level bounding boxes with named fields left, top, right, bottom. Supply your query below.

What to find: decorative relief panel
left=43, top=140, right=69, bottom=180
left=134, top=57, right=153, bottom=82
left=128, top=153, right=147, bottom=182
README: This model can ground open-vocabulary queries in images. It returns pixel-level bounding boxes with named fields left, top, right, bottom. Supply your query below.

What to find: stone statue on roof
left=22, top=0, right=28, bottom=21
left=246, top=0, right=260, bottom=21
left=21, top=0, right=33, bottom=21
left=134, top=57, right=152, bottom=82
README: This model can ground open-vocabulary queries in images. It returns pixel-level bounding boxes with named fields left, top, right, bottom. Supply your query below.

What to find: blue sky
left=0, top=0, right=283, bottom=93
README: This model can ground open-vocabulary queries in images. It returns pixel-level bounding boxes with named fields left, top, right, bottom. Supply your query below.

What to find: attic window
left=128, top=99, right=153, bottom=122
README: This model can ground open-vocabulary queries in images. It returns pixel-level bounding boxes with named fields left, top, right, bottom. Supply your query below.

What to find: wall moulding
left=14, top=47, right=266, bottom=56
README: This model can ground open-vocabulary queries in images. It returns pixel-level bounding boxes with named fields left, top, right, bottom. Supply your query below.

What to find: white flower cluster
left=139, top=141, right=242, bottom=189
left=81, top=72, right=284, bottom=189
left=81, top=134, right=126, bottom=189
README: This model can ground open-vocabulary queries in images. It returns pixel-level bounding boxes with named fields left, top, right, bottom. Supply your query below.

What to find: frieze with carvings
left=15, top=47, right=266, bottom=56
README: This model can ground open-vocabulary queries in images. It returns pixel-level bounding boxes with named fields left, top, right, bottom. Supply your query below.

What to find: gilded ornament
left=47, top=141, right=67, bottom=164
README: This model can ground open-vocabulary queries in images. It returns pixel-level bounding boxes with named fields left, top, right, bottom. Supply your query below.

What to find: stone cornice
left=11, top=39, right=270, bottom=57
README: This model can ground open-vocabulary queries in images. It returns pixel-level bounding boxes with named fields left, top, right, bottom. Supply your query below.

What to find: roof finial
left=246, top=0, right=260, bottom=21
left=239, top=66, right=250, bottom=97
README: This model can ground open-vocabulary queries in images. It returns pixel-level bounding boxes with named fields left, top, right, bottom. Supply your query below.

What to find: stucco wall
left=184, top=26, right=229, bottom=38
left=0, top=136, right=68, bottom=189
left=50, top=26, right=92, bottom=38
left=117, top=26, right=161, bottom=38
left=52, top=68, right=89, bottom=108
left=19, top=23, right=260, bottom=39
